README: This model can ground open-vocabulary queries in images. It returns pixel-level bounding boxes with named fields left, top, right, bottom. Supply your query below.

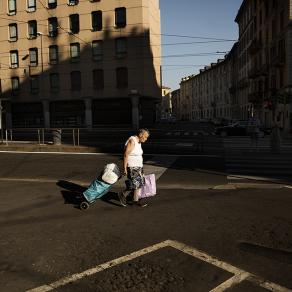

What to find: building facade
left=170, top=88, right=180, bottom=119
left=0, top=0, right=161, bottom=129
left=235, top=0, right=292, bottom=131
left=192, top=58, right=232, bottom=121
left=178, top=0, right=292, bottom=133
left=179, top=56, right=233, bottom=123
left=160, top=85, right=171, bottom=120
left=179, top=75, right=193, bottom=121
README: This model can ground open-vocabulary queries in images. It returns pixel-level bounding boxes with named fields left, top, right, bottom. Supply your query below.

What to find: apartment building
left=0, top=0, right=161, bottom=129
left=236, top=0, right=292, bottom=132
left=178, top=54, right=233, bottom=122
left=192, top=58, right=232, bottom=121
left=234, top=0, right=254, bottom=121
left=171, top=88, right=180, bottom=119
left=160, top=85, right=171, bottom=120
left=180, top=75, right=193, bottom=121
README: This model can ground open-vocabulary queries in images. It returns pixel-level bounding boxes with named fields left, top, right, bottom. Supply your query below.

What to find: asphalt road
left=0, top=152, right=292, bottom=292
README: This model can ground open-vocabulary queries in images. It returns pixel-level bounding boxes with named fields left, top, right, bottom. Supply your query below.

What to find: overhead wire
left=0, top=1, right=233, bottom=85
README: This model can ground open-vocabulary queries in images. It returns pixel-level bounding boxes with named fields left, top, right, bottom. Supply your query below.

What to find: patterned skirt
left=126, top=167, right=145, bottom=190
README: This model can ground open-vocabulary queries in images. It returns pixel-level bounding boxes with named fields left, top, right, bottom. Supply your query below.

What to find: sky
left=159, top=0, right=243, bottom=90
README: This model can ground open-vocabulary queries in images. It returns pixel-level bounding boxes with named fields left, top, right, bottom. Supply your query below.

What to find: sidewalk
left=0, top=141, right=105, bottom=153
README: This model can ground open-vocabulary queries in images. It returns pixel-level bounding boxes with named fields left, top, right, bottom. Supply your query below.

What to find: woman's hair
left=137, top=128, right=149, bottom=136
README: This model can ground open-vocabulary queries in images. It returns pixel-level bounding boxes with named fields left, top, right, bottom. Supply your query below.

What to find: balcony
left=271, top=54, right=285, bottom=67
left=259, top=63, right=269, bottom=76
left=238, top=78, right=249, bottom=89
left=229, top=86, right=236, bottom=95
left=248, top=39, right=262, bottom=55
left=248, top=67, right=261, bottom=79
left=248, top=91, right=264, bottom=104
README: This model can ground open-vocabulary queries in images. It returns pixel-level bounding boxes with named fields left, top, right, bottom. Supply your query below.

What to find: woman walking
left=118, top=128, right=150, bottom=207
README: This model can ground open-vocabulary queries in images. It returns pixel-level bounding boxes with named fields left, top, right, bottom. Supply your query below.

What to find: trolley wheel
left=80, top=201, right=89, bottom=210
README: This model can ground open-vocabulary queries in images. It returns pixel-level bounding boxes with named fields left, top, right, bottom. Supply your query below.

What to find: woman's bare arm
left=123, top=138, right=134, bottom=174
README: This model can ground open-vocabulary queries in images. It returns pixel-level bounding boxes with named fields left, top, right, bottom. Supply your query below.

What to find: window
left=11, top=77, right=19, bottom=94
left=29, top=48, right=38, bottom=66
left=27, top=0, right=36, bottom=12
left=8, top=0, right=16, bottom=15
left=280, top=10, right=284, bottom=30
left=49, top=45, right=58, bottom=64
left=48, top=0, right=57, bottom=9
left=50, top=73, right=59, bottom=91
left=92, top=40, right=103, bottom=61
left=9, top=23, right=18, bottom=42
left=91, top=11, right=102, bottom=31
left=48, top=17, right=58, bottom=37
left=68, top=0, right=78, bottom=5
left=30, top=75, right=39, bottom=94
left=272, top=19, right=276, bottom=40
left=28, top=20, right=37, bottom=39
left=116, top=67, right=128, bottom=88
left=278, top=39, right=286, bottom=62
left=71, top=71, right=81, bottom=90
left=93, top=69, right=104, bottom=89
left=70, top=43, right=80, bottom=62
left=115, top=7, right=126, bottom=28
left=115, top=37, right=127, bottom=58
left=10, top=50, right=19, bottom=68
left=69, top=14, right=79, bottom=34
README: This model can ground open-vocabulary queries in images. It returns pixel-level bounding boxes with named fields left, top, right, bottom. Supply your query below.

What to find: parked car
left=211, top=118, right=230, bottom=126
left=215, top=120, right=267, bottom=137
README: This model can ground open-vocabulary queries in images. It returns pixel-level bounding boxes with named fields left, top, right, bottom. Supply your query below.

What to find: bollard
left=51, top=128, right=62, bottom=145
left=37, top=129, right=40, bottom=144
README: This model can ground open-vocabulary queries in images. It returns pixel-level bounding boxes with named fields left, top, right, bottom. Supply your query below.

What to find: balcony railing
left=271, top=54, right=285, bottom=67
left=248, top=68, right=261, bottom=79
left=238, top=78, right=248, bottom=89
left=248, top=39, right=262, bottom=55
left=248, top=91, right=264, bottom=103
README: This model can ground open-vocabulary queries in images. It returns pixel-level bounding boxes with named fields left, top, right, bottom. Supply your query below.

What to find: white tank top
left=125, top=136, right=143, bottom=167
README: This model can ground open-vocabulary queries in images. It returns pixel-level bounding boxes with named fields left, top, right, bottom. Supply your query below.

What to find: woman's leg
left=133, top=188, right=141, bottom=202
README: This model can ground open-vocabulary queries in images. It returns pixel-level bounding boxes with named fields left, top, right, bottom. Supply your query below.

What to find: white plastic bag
left=101, top=163, right=120, bottom=184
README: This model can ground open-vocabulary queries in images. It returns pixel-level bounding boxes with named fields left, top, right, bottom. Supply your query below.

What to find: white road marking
left=227, top=176, right=245, bottom=180
left=26, top=240, right=292, bottom=292
left=0, top=150, right=115, bottom=155
left=210, top=272, right=250, bottom=292
left=143, top=155, right=177, bottom=180
left=0, top=178, right=58, bottom=183
left=26, top=241, right=170, bottom=292
left=0, top=150, right=221, bottom=158
left=175, top=143, right=194, bottom=147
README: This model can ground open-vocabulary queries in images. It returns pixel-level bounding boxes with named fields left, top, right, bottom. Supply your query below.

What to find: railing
left=0, top=128, right=80, bottom=146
